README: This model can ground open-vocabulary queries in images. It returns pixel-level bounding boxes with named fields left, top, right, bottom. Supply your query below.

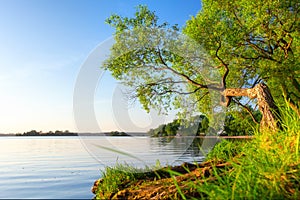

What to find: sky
left=0, top=0, right=201, bottom=134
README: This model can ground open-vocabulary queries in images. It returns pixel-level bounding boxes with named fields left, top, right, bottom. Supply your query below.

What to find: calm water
left=0, top=136, right=217, bottom=199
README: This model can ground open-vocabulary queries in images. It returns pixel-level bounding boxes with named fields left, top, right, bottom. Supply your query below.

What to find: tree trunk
left=222, top=83, right=280, bottom=132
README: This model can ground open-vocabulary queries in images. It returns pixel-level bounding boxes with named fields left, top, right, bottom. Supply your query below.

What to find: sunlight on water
left=0, top=136, right=209, bottom=198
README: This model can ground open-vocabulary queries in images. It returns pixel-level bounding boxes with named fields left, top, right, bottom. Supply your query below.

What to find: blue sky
left=0, top=0, right=201, bottom=133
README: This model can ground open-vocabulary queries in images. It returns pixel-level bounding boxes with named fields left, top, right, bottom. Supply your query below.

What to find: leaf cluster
left=184, top=0, right=300, bottom=106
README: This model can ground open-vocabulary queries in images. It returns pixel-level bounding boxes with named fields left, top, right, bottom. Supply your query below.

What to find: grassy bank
left=92, top=106, right=300, bottom=199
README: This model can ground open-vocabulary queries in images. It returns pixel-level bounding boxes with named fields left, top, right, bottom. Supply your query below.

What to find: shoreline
left=91, top=130, right=299, bottom=199
left=91, top=160, right=225, bottom=199
left=0, top=134, right=254, bottom=138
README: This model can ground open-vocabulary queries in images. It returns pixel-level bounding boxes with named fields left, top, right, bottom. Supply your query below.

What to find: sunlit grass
left=184, top=104, right=300, bottom=199
left=95, top=163, right=147, bottom=199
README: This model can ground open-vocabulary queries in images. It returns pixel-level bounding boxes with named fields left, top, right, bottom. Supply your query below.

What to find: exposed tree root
left=92, top=160, right=232, bottom=199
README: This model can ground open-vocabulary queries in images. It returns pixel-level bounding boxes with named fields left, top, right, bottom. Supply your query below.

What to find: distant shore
left=0, top=133, right=253, bottom=138
left=0, top=131, right=148, bottom=137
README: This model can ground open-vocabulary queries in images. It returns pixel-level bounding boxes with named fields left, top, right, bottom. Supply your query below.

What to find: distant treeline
left=8, top=130, right=141, bottom=137
left=16, top=130, right=78, bottom=136
left=104, top=131, right=130, bottom=136
left=147, top=115, right=210, bottom=137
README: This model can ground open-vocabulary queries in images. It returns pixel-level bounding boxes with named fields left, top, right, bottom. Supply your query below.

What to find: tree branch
left=214, top=39, right=232, bottom=107
left=151, top=87, right=201, bottom=96
left=215, top=39, right=229, bottom=90
left=251, top=76, right=262, bottom=88
left=191, top=91, right=210, bottom=108
left=156, top=48, right=221, bottom=91
left=232, top=98, right=259, bottom=124
left=238, top=41, right=282, bottom=63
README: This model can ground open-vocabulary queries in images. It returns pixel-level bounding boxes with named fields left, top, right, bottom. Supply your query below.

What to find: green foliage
left=104, top=2, right=300, bottom=133
left=105, top=131, right=129, bottom=136
left=95, top=163, right=147, bottom=199
left=184, top=0, right=300, bottom=109
left=223, top=107, right=261, bottom=136
left=205, top=139, right=245, bottom=161
left=104, top=5, right=220, bottom=119
left=184, top=104, right=300, bottom=199
left=147, top=115, right=209, bottom=137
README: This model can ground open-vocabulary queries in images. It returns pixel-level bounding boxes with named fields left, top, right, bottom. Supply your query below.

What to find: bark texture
left=222, top=83, right=280, bottom=132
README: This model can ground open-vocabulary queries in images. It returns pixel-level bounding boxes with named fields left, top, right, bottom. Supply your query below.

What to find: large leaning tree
left=103, top=1, right=299, bottom=132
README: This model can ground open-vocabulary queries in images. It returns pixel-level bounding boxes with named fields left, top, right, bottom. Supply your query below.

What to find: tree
left=183, top=0, right=300, bottom=130
left=157, top=124, right=167, bottom=137
left=224, top=108, right=262, bottom=136
left=24, top=130, right=39, bottom=136
left=165, top=121, right=179, bottom=136
left=103, top=2, right=299, bottom=132
left=198, top=115, right=209, bottom=134
left=147, top=115, right=209, bottom=137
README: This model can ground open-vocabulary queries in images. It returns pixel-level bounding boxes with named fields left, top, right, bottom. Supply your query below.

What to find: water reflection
left=150, top=137, right=220, bottom=164
left=0, top=136, right=222, bottom=199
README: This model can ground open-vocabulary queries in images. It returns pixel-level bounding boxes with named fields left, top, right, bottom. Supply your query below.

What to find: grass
left=94, top=163, right=155, bottom=199
left=185, top=104, right=300, bottom=199
left=93, top=162, right=173, bottom=199
left=93, top=105, right=300, bottom=199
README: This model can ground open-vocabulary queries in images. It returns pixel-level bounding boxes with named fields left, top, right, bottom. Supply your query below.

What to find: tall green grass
left=185, top=104, right=300, bottom=199
left=95, top=162, right=165, bottom=199
left=95, top=163, right=146, bottom=199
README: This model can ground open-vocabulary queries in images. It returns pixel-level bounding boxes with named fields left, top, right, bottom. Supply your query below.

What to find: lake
left=0, top=136, right=218, bottom=199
